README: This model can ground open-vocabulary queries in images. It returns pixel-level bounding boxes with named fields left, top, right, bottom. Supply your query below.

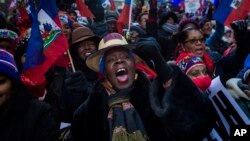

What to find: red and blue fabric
left=213, top=0, right=250, bottom=27
left=22, top=0, right=69, bottom=97
left=173, top=0, right=185, bottom=7
left=109, top=0, right=116, bottom=11
left=76, top=0, right=95, bottom=19
left=117, top=0, right=132, bottom=34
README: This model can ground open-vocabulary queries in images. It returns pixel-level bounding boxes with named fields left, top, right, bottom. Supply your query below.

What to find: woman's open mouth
left=115, top=67, right=129, bottom=83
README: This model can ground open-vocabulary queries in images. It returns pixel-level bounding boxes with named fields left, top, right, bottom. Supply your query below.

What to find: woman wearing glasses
left=177, top=27, right=214, bottom=75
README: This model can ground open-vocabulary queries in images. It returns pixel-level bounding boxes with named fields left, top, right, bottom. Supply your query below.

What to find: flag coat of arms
left=213, top=0, right=250, bottom=27
left=22, top=0, right=69, bottom=95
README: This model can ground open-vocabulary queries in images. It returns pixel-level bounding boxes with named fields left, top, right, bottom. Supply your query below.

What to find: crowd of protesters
left=0, top=0, right=250, bottom=141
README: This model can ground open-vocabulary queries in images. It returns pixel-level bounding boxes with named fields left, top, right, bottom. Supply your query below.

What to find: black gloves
left=231, top=20, right=250, bottom=66
left=134, top=38, right=173, bottom=83
left=65, top=71, right=90, bottom=93
left=134, top=38, right=160, bottom=62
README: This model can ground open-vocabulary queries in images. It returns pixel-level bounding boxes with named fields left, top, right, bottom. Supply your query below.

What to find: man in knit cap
left=105, top=10, right=119, bottom=33
left=0, top=29, right=18, bottom=53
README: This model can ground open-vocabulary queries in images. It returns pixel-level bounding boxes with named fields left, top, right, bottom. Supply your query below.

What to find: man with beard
left=70, top=33, right=216, bottom=141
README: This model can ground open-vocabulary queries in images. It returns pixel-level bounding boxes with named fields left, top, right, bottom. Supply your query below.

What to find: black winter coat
left=0, top=85, right=58, bottom=141
left=71, top=66, right=216, bottom=141
left=61, top=67, right=98, bottom=123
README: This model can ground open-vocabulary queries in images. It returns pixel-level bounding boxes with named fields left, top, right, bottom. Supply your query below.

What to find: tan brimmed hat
left=86, top=33, right=141, bottom=72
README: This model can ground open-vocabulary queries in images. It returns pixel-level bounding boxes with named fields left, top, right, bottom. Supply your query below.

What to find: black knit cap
left=158, top=11, right=178, bottom=27
left=130, top=25, right=145, bottom=38
left=105, top=11, right=119, bottom=23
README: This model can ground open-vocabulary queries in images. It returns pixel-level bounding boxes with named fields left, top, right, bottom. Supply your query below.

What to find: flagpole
left=67, top=49, right=76, bottom=72
left=127, top=0, right=133, bottom=34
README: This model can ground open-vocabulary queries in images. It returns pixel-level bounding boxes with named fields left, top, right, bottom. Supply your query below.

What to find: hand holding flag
left=117, top=0, right=132, bottom=34
left=22, top=0, right=69, bottom=97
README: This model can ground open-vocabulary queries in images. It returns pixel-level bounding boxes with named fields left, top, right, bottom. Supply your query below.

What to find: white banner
left=206, top=76, right=250, bottom=140
left=185, top=0, right=200, bottom=13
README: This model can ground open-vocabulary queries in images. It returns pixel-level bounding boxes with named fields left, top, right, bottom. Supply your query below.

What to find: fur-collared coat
left=71, top=65, right=216, bottom=141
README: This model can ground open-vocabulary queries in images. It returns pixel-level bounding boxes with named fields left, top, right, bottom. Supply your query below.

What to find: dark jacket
left=60, top=42, right=99, bottom=123
left=0, top=84, right=58, bottom=141
left=45, top=66, right=67, bottom=127
left=156, top=35, right=178, bottom=61
left=61, top=65, right=98, bottom=123
left=61, top=75, right=98, bottom=123
left=71, top=66, right=216, bottom=141
left=157, top=27, right=173, bottom=38
left=215, top=31, right=250, bottom=85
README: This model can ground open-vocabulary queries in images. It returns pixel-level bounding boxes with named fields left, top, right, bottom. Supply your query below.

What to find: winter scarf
left=101, top=76, right=149, bottom=141
left=161, top=23, right=178, bottom=35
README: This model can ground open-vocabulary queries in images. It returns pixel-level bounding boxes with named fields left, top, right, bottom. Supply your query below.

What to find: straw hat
left=86, top=33, right=141, bottom=72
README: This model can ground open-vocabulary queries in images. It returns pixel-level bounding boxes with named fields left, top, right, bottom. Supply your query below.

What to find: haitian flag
left=213, top=0, right=250, bottom=27
left=22, top=0, right=69, bottom=97
left=117, top=0, right=132, bottom=34
left=101, top=0, right=116, bottom=10
left=172, top=0, right=185, bottom=11
left=16, top=0, right=31, bottom=37
left=76, top=0, right=95, bottom=19
left=173, top=0, right=185, bottom=7
left=110, top=0, right=116, bottom=11
left=213, top=0, right=221, bottom=9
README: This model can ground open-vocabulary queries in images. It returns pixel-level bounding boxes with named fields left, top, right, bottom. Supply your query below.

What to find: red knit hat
left=175, top=52, right=206, bottom=74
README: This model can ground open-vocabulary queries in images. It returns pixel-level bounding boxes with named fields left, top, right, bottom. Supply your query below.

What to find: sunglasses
left=184, top=38, right=205, bottom=44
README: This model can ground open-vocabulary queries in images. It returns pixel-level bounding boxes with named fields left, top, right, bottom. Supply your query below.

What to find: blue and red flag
left=101, top=0, right=116, bottom=11
left=22, top=0, right=69, bottom=97
left=213, top=0, right=221, bottom=9
left=110, top=0, right=116, bottom=11
left=172, top=0, right=185, bottom=11
left=16, top=1, right=31, bottom=37
left=173, top=0, right=185, bottom=6
left=213, top=0, right=250, bottom=27
left=117, top=0, right=132, bottom=34
left=76, top=0, right=95, bottom=19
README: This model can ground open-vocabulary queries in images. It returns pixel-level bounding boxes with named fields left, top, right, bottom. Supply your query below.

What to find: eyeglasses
left=184, top=38, right=205, bottom=44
